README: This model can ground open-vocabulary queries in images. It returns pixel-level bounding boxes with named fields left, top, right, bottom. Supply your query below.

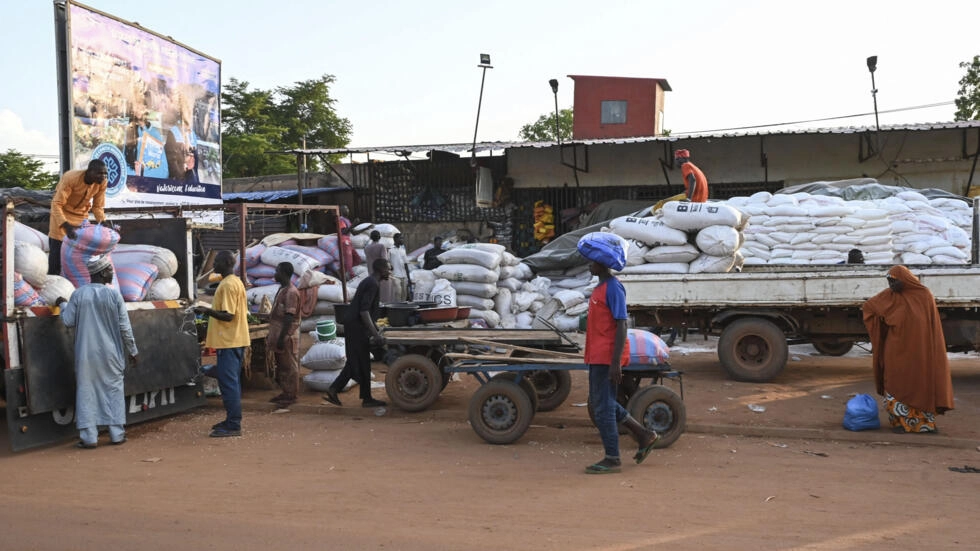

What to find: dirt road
left=2, top=344, right=978, bottom=550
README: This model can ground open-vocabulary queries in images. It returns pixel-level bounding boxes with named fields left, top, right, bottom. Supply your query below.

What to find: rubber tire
left=527, top=370, right=572, bottom=412
left=812, top=340, right=854, bottom=356
left=717, top=318, right=788, bottom=382
left=385, top=354, right=443, bottom=412
left=627, top=385, right=686, bottom=449
left=468, top=380, right=534, bottom=445
left=489, top=372, right=539, bottom=412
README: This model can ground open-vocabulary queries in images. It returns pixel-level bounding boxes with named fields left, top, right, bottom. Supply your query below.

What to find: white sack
left=661, top=201, right=746, bottom=231
left=609, top=216, right=688, bottom=246
left=437, top=248, right=501, bottom=270
left=15, top=242, right=48, bottom=287
left=146, top=277, right=181, bottom=301
left=643, top=243, right=700, bottom=264
left=433, top=263, right=499, bottom=283
left=450, top=281, right=499, bottom=299
left=38, top=275, right=75, bottom=305
left=301, top=341, right=347, bottom=371
left=688, top=254, right=736, bottom=274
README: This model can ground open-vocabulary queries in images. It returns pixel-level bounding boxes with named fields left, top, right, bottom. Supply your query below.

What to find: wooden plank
left=457, top=337, right=581, bottom=358
left=382, top=328, right=564, bottom=345
left=444, top=353, right=583, bottom=364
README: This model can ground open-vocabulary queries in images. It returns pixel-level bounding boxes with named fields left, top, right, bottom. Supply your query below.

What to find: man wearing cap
left=673, top=149, right=709, bottom=203
left=48, top=159, right=110, bottom=276
left=57, top=255, right=138, bottom=449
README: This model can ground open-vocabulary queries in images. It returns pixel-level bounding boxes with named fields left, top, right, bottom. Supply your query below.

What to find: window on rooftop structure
left=601, top=100, right=627, bottom=124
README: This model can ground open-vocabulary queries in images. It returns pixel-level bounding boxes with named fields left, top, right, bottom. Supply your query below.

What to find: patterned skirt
left=883, top=392, right=937, bottom=433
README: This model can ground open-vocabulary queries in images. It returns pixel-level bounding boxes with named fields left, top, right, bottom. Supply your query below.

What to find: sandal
left=76, top=441, right=97, bottom=449
left=585, top=458, right=621, bottom=474
left=634, top=431, right=661, bottom=464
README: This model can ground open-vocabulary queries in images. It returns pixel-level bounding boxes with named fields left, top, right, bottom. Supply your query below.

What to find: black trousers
left=329, top=332, right=373, bottom=401
left=48, top=237, right=63, bottom=275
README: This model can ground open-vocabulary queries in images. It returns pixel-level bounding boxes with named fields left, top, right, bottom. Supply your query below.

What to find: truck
left=2, top=202, right=204, bottom=451
left=620, top=201, right=980, bottom=383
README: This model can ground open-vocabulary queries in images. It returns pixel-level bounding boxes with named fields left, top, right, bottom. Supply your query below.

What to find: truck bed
left=620, top=265, right=980, bottom=308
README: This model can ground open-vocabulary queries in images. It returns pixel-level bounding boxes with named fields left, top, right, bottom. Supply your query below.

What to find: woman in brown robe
left=862, top=265, right=955, bottom=433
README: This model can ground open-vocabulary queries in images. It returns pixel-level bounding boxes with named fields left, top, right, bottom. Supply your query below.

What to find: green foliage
left=0, top=149, right=58, bottom=190
left=954, top=55, right=980, bottom=121
left=519, top=108, right=573, bottom=142
left=221, top=75, right=352, bottom=178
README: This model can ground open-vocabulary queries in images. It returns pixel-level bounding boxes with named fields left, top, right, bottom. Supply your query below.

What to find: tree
left=221, top=75, right=352, bottom=178
left=954, top=55, right=980, bottom=121
left=519, top=108, right=573, bottom=142
left=0, top=149, right=58, bottom=190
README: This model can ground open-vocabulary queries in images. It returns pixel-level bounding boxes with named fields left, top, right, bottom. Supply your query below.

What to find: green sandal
left=634, top=431, right=661, bottom=464
left=585, top=458, right=622, bottom=474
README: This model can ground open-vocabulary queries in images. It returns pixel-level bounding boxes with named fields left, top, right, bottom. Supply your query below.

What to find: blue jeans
left=214, top=347, right=244, bottom=431
left=589, top=364, right=628, bottom=459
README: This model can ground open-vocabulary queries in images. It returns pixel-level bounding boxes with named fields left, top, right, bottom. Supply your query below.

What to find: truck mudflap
left=5, top=306, right=205, bottom=451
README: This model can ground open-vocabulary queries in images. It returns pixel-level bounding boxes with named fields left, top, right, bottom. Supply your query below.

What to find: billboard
left=58, top=1, right=222, bottom=223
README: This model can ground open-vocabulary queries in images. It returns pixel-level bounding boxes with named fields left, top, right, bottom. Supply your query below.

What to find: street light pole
left=549, top=79, right=561, bottom=147
left=471, top=54, right=493, bottom=166
left=867, top=56, right=881, bottom=151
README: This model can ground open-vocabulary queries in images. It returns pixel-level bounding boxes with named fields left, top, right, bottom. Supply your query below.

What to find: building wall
left=571, top=76, right=663, bottom=139
left=506, top=128, right=979, bottom=196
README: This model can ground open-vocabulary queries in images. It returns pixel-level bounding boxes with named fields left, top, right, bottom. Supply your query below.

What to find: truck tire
left=812, top=340, right=854, bottom=356
left=385, top=354, right=443, bottom=412
left=468, top=380, right=534, bottom=444
left=718, top=318, right=788, bottom=382
left=527, top=369, right=572, bottom=412
left=627, top=385, right=686, bottom=449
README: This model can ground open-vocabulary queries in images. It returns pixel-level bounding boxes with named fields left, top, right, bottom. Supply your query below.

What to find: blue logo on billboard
left=91, top=143, right=127, bottom=197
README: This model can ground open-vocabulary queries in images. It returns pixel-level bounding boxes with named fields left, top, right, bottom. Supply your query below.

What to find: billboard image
left=62, top=1, right=222, bottom=216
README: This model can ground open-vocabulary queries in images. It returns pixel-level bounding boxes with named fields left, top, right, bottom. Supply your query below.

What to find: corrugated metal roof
left=222, top=186, right=346, bottom=203
left=286, top=120, right=980, bottom=156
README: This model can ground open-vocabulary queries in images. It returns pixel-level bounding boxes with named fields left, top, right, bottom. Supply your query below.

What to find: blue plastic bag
left=842, top=393, right=881, bottom=431
left=577, top=232, right=629, bottom=271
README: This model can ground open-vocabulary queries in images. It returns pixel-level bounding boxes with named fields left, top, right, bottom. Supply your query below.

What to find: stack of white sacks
left=9, top=220, right=181, bottom=308
left=299, top=334, right=351, bottom=391
left=731, top=190, right=972, bottom=265
left=608, top=200, right=748, bottom=275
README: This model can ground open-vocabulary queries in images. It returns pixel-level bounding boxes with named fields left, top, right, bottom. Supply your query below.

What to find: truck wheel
left=812, top=340, right=854, bottom=356
left=527, top=370, right=572, bottom=412
left=627, top=385, right=686, bottom=448
left=468, top=380, right=534, bottom=444
left=385, top=354, right=442, bottom=412
left=718, top=318, right=788, bottom=382
left=489, top=372, right=539, bottom=412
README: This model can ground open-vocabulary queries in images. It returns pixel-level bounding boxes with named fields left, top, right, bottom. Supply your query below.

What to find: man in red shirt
left=674, top=149, right=708, bottom=203
left=582, top=257, right=660, bottom=474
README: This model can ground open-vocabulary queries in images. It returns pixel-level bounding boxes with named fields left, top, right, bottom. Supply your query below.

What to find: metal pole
left=471, top=66, right=488, bottom=165
left=552, top=91, right=561, bottom=146
left=870, top=71, right=880, bottom=144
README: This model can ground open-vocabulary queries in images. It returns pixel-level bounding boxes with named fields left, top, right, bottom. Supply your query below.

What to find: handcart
left=381, top=328, right=685, bottom=445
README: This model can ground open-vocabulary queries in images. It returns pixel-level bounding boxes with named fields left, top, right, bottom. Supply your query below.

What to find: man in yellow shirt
left=194, top=251, right=250, bottom=437
left=48, top=159, right=109, bottom=275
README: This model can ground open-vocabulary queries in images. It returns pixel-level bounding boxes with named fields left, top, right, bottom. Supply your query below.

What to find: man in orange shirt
left=48, top=159, right=109, bottom=275
left=674, top=149, right=708, bottom=203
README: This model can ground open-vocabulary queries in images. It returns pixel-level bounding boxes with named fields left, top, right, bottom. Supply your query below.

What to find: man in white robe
left=58, top=254, right=139, bottom=448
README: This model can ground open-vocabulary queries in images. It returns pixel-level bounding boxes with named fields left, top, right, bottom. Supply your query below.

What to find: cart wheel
left=627, top=385, right=686, bottom=449
left=812, top=340, right=854, bottom=356
left=385, top=354, right=442, bottom=412
left=489, top=372, right=539, bottom=412
left=528, top=370, right=572, bottom=412
left=468, top=380, right=534, bottom=445
left=718, top=318, right=788, bottom=382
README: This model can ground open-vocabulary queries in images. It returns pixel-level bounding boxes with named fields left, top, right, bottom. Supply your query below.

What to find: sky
left=2, top=0, right=978, bottom=171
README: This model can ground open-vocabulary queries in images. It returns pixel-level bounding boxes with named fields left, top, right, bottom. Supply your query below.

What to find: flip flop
left=585, top=462, right=621, bottom=474
left=634, top=432, right=661, bottom=464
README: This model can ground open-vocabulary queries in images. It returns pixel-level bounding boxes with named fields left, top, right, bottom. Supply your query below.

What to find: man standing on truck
left=578, top=235, right=660, bottom=474
left=57, top=255, right=138, bottom=449
left=674, top=149, right=708, bottom=203
left=48, top=159, right=109, bottom=276
left=322, top=258, right=390, bottom=409
left=194, top=251, right=250, bottom=438
left=267, top=262, right=301, bottom=409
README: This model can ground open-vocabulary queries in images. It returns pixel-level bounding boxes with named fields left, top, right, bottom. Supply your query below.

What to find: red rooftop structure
left=568, top=75, right=671, bottom=140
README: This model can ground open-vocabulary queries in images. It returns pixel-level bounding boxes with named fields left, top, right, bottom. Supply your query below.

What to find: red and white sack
left=113, top=243, right=179, bottom=278
left=13, top=272, right=43, bottom=307
left=282, top=244, right=333, bottom=269
left=61, top=223, right=120, bottom=287
left=116, top=261, right=159, bottom=302
left=245, top=244, right=267, bottom=268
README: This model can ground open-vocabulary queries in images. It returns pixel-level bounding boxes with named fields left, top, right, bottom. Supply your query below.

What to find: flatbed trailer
left=380, top=328, right=685, bottom=445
